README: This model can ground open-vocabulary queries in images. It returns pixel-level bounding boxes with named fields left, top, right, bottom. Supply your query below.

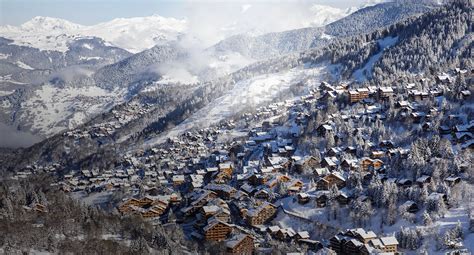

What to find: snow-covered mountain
left=306, top=4, right=357, bottom=28
left=0, top=1, right=438, bottom=146
left=0, top=15, right=186, bottom=53
left=0, top=2, right=377, bottom=54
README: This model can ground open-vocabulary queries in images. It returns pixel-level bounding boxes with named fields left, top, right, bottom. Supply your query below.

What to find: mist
left=0, top=122, right=43, bottom=148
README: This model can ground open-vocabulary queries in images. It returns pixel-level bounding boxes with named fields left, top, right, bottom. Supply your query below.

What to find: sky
left=0, top=0, right=381, bottom=26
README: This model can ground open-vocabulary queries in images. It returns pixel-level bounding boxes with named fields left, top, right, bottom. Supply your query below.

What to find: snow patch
left=353, top=36, right=398, bottom=82
left=15, top=61, right=35, bottom=70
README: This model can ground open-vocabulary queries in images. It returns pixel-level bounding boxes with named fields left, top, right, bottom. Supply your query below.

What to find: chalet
left=455, top=132, right=473, bottom=143
left=445, top=176, right=461, bottom=186
left=325, top=172, right=346, bottom=189
left=379, top=236, right=399, bottom=253
left=348, top=88, right=370, bottom=103
left=397, top=178, right=412, bottom=188
left=315, top=192, right=329, bottom=207
left=287, top=179, right=304, bottom=192
left=347, top=228, right=377, bottom=244
left=360, top=158, right=383, bottom=171
left=336, top=188, right=353, bottom=205
left=328, top=147, right=343, bottom=157
left=340, top=159, right=357, bottom=170
left=140, top=207, right=163, bottom=218
left=379, top=87, right=394, bottom=98
left=254, top=189, right=271, bottom=200
left=348, top=90, right=360, bottom=103
left=219, top=162, right=233, bottom=175
left=275, top=227, right=296, bottom=240
left=321, top=157, right=339, bottom=169
left=246, top=202, right=277, bottom=226
left=460, top=90, right=472, bottom=99
left=226, top=234, right=254, bottom=255
left=248, top=174, right=263, bottom=186
left=295, top=156, right=320, bottom=173
left=298, top=239, right=324, bottom=251
left=436, top=73, right=453, bottom=84
left=416, top=175, right=431, bottom=186
left=204, top=219, right=233, bottom=241
left=296, top=231, right=310, bottom=240
left=205, top=184, right=237, bottom=199
left=370, top=150, right=385, bottom=159
left=330, top=228, right=385, bottom=255
left=314, top=167, right=329, bottom=177
left=172, top=175, right=185, bottom=186
left=396, top=100, right=411, bottom=109
left=316, top=178, right=330, bottom=190
left=317, top=124, right=333, bottom=137
left=402, top=200, right=419, bottom=213
left=297, top=193, right=310, bottom=204
left=119, top=198, right=142, bottom=213
left=360, top=158, right=373, bottom=171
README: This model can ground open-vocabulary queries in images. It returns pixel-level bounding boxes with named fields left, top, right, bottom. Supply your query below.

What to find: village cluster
left=14, top=68, right=473, bottom=254
left=63, top=102, right=153, bottom=139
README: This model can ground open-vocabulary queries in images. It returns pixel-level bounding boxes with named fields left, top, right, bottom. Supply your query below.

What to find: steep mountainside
left=210, top=2, right=434, bottom=60
left=1, top=1, right=470, bottom=171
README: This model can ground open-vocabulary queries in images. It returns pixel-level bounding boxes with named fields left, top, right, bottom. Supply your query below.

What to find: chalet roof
left=357, top=229, right=376, bottom=240
left=416, top=175, right=431, bottom=183
left=322, top=157, right=337, bottom=166
left=247, top=202, right=276, bottom=217
left=226, top=234, right=251, bottom=249
left=428, top=192, right=444, bottom=200
left=172, top=175, right=185, bottom=182
left=268, top=156, right=289, bottom=166
left=286, top=227, right=296, bottom=237
left=297, top=231, right=310, bottom=239
left=268, top=225, right=280, bottom=232
left=203, top=219, right=231, bottom=232
left=219, top=162, right=233, bottom=169
left=241, top=183, right=255, bottom=194
left=445, top=176, right=461, bottom=182
left=402, top=200, right=416, bottom=208
left=462, top=139, right=474, bottom=149
left=205, top=183, right=236, bottom=194
left=202, top=205, right=220, bottom=214
left=369, top=238, right=383, bottom=248
left=330, top=171, right=346, bottom=182
left=379, top=87, right=394, bottom=93
left=380, top=236, right=399, bottom=246
left=314, top=168, right=329, bottom=176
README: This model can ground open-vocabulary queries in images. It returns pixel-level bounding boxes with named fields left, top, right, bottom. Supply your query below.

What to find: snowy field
left=16, top=84, right=124, bottom=136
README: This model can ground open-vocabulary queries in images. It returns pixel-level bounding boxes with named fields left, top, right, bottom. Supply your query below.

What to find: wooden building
left=226, top=234, right=254, bottom=254
left=246, top=202, right=277, bottom=226
left=204, top=219, right=233, bottom=241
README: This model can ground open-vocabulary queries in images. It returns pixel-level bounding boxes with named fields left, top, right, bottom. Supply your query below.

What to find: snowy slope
left=0, top=84, right=126, bottom=136
left=306, top=4, right=356, bottom=27
left=145, top=64, right=329, bottom=146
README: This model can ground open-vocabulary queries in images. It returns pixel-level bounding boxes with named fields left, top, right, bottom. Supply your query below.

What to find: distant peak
left=21, top=16, right=83, bottom=31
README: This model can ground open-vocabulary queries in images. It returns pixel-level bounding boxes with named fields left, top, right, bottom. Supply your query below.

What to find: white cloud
left=241, top=4, right=252, bottom=13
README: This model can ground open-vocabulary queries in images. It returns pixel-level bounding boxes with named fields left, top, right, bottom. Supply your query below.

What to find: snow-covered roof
left=380, top=236, right=399, bottom=246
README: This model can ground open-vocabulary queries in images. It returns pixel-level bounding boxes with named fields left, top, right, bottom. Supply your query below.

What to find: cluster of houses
left=13, top=67, right=472, bottom=254
left=63, top=102, right=152, bottom=139
left=330, top=228, right=399, bottom=255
